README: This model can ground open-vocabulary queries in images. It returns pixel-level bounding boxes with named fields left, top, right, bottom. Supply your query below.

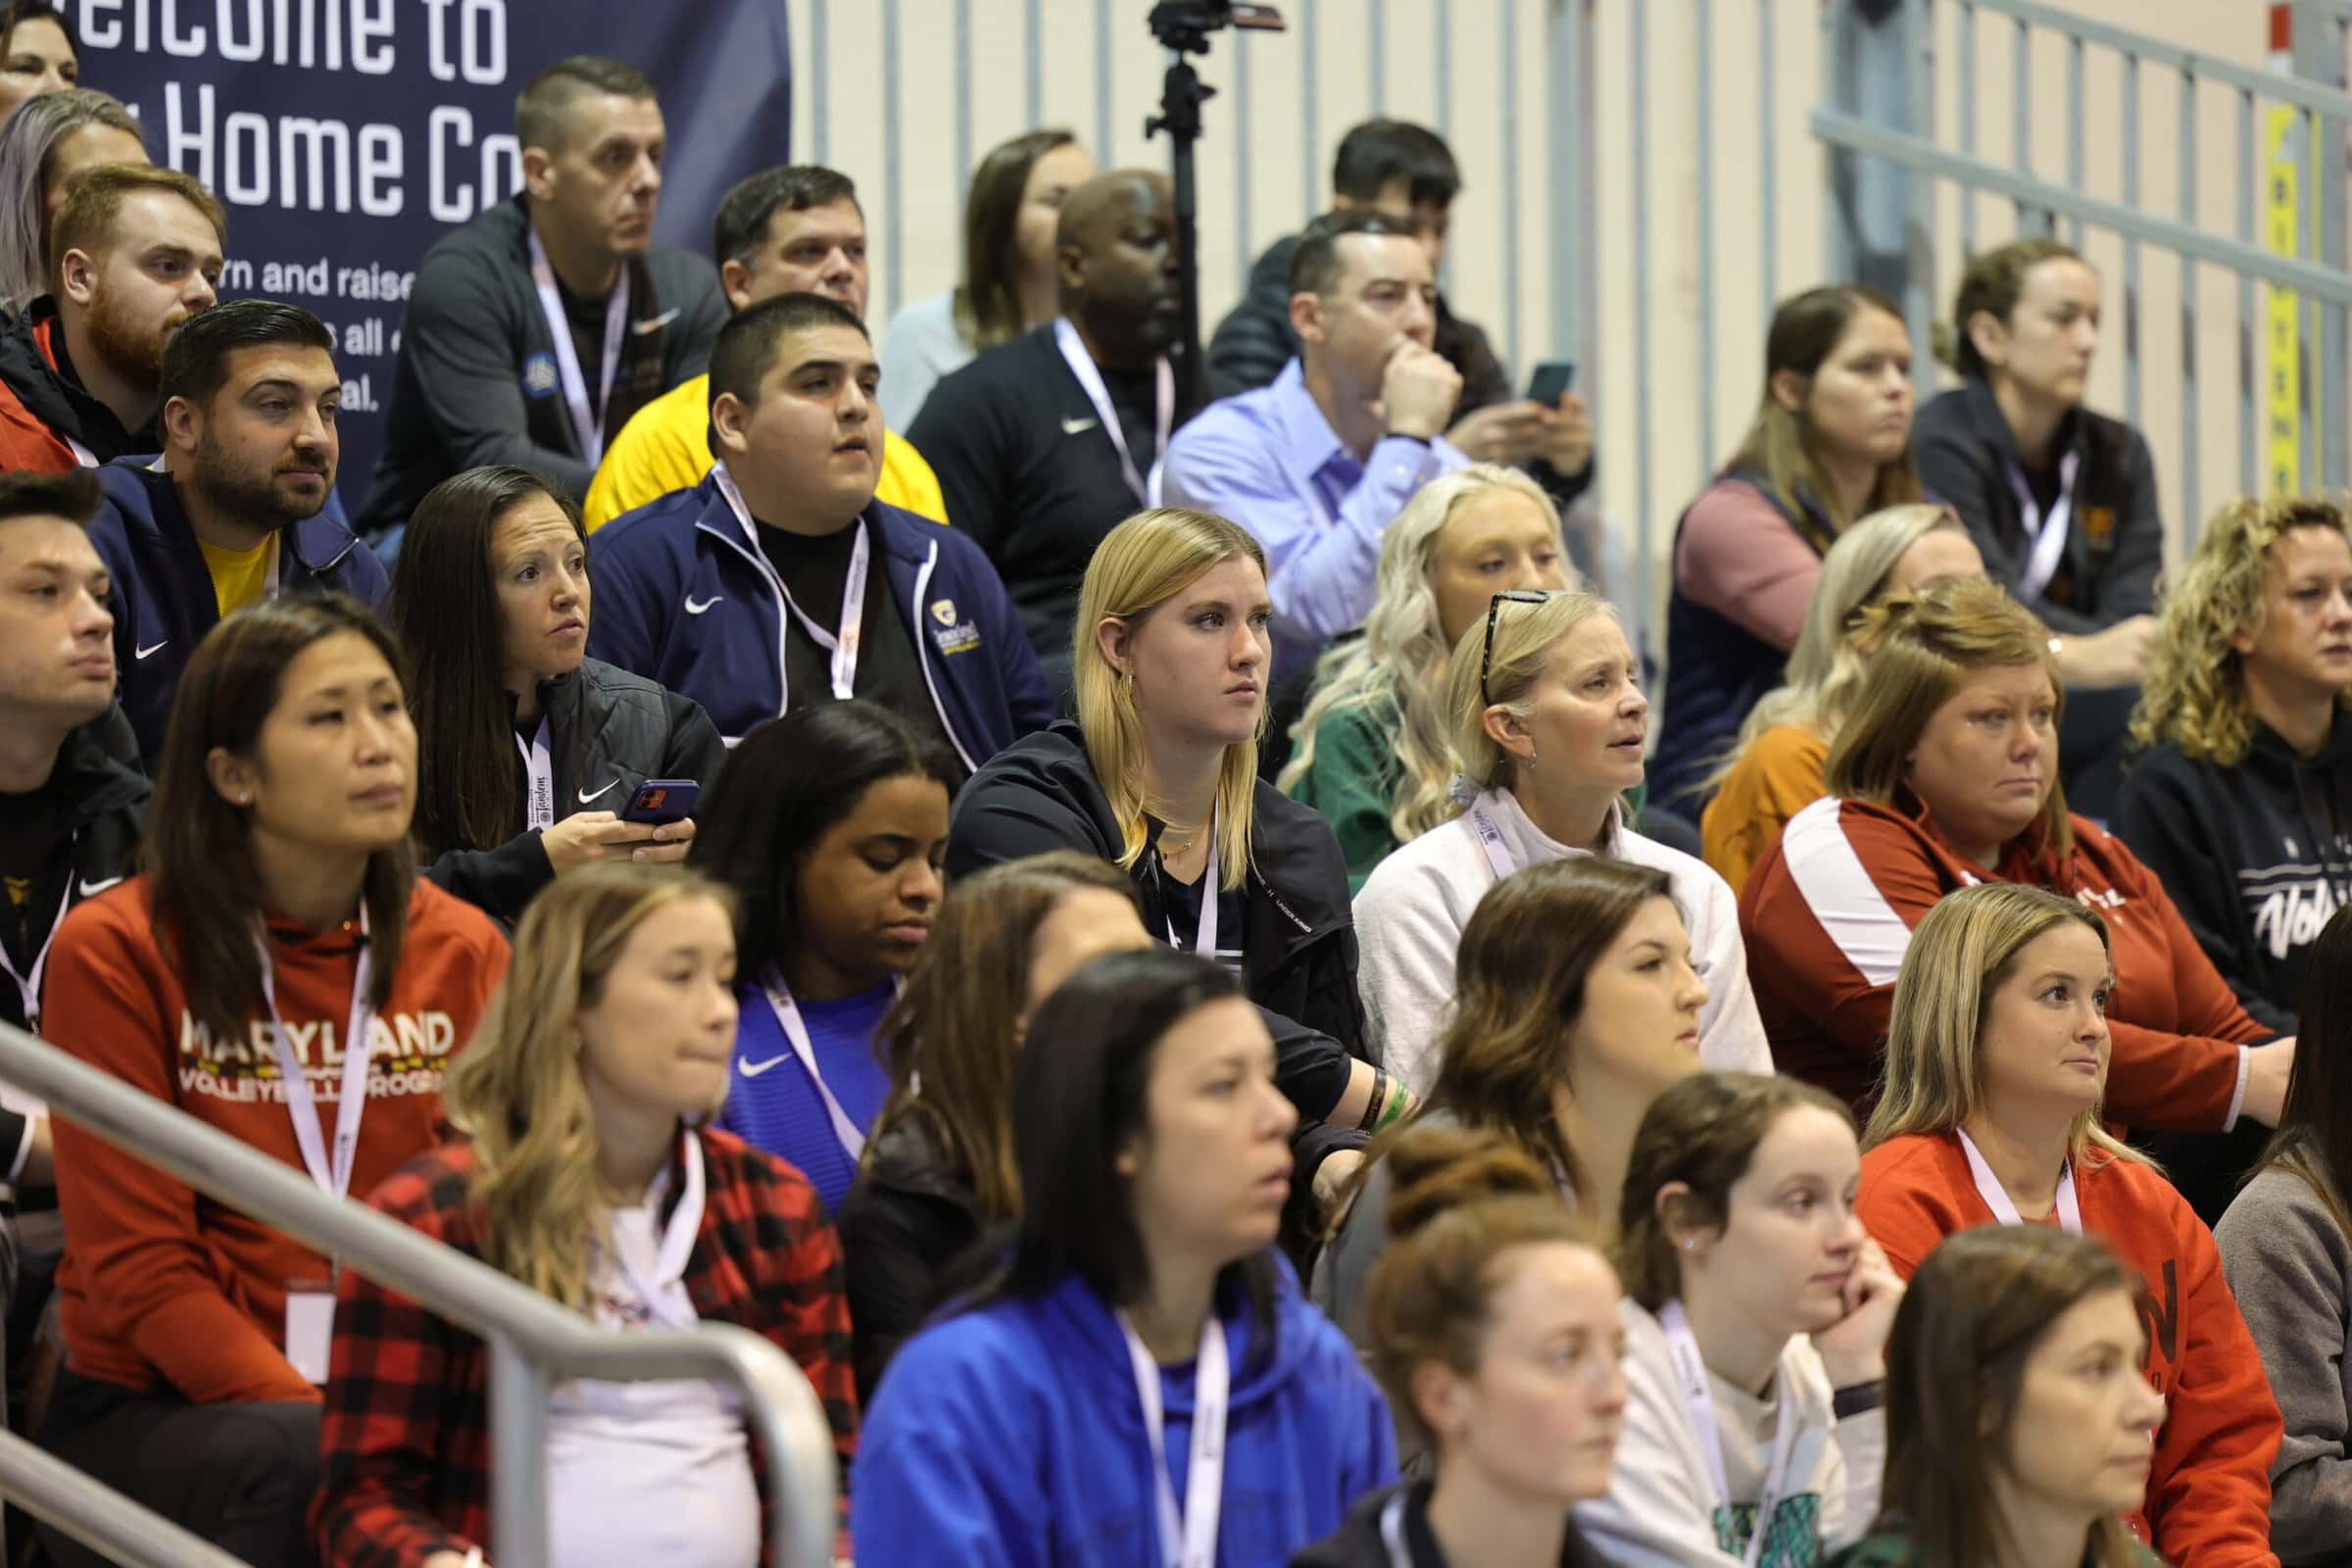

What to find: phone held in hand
left=621, top=779, right=700, bottom=825
left=1526, top=361, right=1577, bottom=407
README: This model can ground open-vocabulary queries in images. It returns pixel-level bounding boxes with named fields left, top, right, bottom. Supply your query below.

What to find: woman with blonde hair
left=2117, top=496, right=2352, bottom=1030
left=949, top=508, right=1399, bottom=1159
left=316, top=861, right=860, bottom=1568
left=1857, top=884, right=2281, bottom=1567
left=1701, top=503, right=1983, bottom=894
left=1740, top=574, right=2290, bottom=1161
left=1282, top=466, right=1577, bottom=888
left=1354, top=588, right=1770, bottom=1097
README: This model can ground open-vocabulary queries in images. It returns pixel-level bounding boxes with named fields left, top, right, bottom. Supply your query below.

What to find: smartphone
left=1526, top=360, right=1578, bottom=407
left=621, top=779, right=700, bottom=826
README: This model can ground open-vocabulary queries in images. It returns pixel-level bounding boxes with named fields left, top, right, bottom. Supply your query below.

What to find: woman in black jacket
left=390, top=466, right=725, bottom=923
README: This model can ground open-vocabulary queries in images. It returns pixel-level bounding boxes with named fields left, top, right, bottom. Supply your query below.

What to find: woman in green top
left=1280, top=466, right=1575, bottom=889
left=1830, top=1224, right=2170, bottom=1568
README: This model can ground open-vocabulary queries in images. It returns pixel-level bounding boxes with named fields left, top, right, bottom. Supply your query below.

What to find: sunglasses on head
left=1480, top=589, right=1556, bottom=707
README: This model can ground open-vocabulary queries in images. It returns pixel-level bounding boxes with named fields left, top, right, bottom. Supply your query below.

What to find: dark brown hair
left=1877, top=1224, right=2144, bottom=1568
left=1616, top=1070, right=1855, bottom=1310
left=145, top=595, right=416, bottom=1047
left=712, top=165, right=860, bottom=274
left=868, top=851, right=1141, bottom=1223
left=1729, top=283, right=1924, bottom=539
left=2257, top=902, right=2352, bottom=1240
left=954, top=127, right=1078, bottom=354
left=0, top=466, right=96, bottom=528
left=1942, top=237, right=2085, bottom=380
left=391, top=465, right=583, bottom=859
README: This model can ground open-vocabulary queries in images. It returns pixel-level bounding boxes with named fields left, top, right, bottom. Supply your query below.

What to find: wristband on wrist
left=1832, top=1380, right=1885, bottom=1418
left=1356, top=1067, right=1390, bottom=1133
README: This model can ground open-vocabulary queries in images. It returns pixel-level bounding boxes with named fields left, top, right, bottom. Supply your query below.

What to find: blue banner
left=59, top=0, right=793, bottom=511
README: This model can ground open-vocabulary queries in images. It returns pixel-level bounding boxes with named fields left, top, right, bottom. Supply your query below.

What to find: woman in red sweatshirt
left=1859, top=883, right=2281, bottom=1568
left=1738, top=575, right=2291, bottom=1152
left=38, top=595, right=510, bottom=1568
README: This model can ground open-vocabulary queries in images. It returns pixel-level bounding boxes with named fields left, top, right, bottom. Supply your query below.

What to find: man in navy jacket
left=589, top=292, right=1051, bottom=774
left=86, top=301, right=388, bottom=765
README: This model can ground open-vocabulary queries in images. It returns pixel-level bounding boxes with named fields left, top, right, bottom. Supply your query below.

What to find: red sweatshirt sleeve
left=44, top=895, right=318, bottom=1404
left=1856, top=1139, right=1984, bottom=1280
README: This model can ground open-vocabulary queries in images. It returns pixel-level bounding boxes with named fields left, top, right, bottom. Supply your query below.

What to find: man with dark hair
left=357, top=54, right=726, bottom=535
left=1207, top=118, right=1593, bottom=500
left=0, top=166, right=225, bottom=472
left=87, top=300, right=386, bottom=763
left=908, top=168, right=1228, bottom=692
left=583, top=164, right=945, bottom=528
left=588, top=292, right=1049, bottom=765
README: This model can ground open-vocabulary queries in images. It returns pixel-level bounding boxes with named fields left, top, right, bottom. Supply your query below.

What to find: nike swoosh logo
left=577, top=779, right=620, bottom=804
left=75, top=876, right=122, bottom=899
left=632, top=308, right=681, bottom=336
left=134, top=640, right=167, bottom=660
left=1060, top=416, right=1099, bottom=435
left=739, top=1054, right=790, bottom=1078
left=684, top=594, right=722, bottom=614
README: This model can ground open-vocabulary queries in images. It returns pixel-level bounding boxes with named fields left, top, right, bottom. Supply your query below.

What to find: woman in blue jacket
left=852, top=946, right=1397, bottom=1566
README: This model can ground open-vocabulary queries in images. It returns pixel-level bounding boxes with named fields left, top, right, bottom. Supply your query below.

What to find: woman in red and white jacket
left=1738, top=575, right=2292, bottom=1150
left=1859, top=882, right=2282, bottom=1568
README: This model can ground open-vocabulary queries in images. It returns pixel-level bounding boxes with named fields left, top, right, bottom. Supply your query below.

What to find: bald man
left=908, top=168, right=1230, bottom=694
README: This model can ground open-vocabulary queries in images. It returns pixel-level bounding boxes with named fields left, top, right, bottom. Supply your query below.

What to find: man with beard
left=0, top=166, right=224, bottom=472
left=357, top=55, right=726, bottom=536
left=88, top=301, right=386, bottom=764
left=908, top=169, right=1224, bottom=694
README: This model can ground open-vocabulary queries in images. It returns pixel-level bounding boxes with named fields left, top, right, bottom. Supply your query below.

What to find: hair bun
left=1382, top=1122, right=1559, bottom=1241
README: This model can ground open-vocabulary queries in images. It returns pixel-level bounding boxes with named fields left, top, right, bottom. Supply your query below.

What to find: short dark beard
left=190, top=430, right=318, bottom=532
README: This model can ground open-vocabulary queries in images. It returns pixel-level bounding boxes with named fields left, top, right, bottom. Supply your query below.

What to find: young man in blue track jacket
left=589, top=292, right=1051, bottom=776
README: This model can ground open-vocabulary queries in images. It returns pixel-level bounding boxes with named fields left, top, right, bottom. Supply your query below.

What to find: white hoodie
left=1574, top=1298, right=1886, bottom=1568
left=1352, top=786, right=1773, bottom=1096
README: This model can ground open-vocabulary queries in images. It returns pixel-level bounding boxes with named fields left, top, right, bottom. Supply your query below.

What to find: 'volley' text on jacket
left=585, top=475, right=1053, bottom=762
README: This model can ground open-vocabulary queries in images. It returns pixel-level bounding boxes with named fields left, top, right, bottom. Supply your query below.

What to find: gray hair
left=0, top=88, right=144, bottom=313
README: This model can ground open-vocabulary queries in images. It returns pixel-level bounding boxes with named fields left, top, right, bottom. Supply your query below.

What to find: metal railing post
left=489, top=1339, right=554, bottom=1568
left=2290, top=0, right=2351, bottom=487
left=1824, top=0, right=1936, bottom=360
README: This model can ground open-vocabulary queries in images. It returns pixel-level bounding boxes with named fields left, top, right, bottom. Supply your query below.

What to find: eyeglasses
left=1481, top=589, right=1556, bottom=707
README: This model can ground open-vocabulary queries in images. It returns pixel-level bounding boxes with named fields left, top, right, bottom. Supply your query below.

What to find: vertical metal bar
left=1436, top=0, right=1453, bottom=142
left=1759, top=0, right=1776, bottom=314
left=810, top=0, right=829, bottom=168
left=2180, top=67, right=2200, bottom=542
left=2302, top=3, right=2352, bottom=488
left=1634, top=0, right=1655, bottom=619
left=1695, top=0, right=1715, bottom=470
left=1300, top=0, right=1320, bottom=211
left=1502, top=0, right=1522, bottom=368
left=1959, top=0, right=1977, bottom=254
left=1369, top=0, right=1386, bottom=116
left=488, top=1340, right=552, bottom=1568
left=2012, top=16, right=2032, bottom=229
left=1096, top=0, right=1113, bottom=164
left=2238, top=85, right=2258, bottom=498
left=1910, top=0, right=1937, bottom=381
left=2121, top=53, right=2140, bottom=430
left=2066, top=34, right=2085, bottom=249
left=1551, top=0, right=1588, bottom=380
left=1025, top=0, right=1043, bottom=129
left=2305, top=105, right=2320, bottom=487
left=1235, top=33, right=1252, bottom=287
left=954, top=0, right=973, bottom=213
left=883, top=0, right=904, bottom=318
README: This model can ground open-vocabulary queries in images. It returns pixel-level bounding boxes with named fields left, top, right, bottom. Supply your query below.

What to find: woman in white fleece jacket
left=1352, top=589, right=1771, bottom=1096
left=1575, top=1071, right=1898, bottom=1568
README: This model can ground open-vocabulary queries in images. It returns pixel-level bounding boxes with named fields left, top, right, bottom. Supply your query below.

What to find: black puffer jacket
left=835, top=1110, right=987, bottom=1406
left=422, top=657, right=727, bottom=923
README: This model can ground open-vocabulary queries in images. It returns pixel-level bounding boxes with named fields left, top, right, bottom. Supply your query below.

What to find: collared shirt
left=1161, top=359, right=1468, bottom=670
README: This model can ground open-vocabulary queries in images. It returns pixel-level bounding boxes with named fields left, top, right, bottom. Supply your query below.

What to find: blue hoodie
left=88, top=462, right=389, bottom=766
left=586, top=473, right=1054, bottom=765
left=852, top=1260, right=1396, bottom=1567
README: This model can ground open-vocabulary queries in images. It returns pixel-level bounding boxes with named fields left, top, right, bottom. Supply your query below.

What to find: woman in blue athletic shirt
left=689, top=699, right=955, bottom=1212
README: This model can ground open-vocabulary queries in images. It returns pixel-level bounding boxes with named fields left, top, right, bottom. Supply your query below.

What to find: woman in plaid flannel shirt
left=314, top=862, right=858, bottom=1568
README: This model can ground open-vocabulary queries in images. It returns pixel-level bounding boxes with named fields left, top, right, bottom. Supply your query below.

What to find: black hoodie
left=1290, top=1481, right=1615, bottom=1568
left=2113, top=710, right=2352, bottom=1032
left=0, top=298, right=149, bottom=470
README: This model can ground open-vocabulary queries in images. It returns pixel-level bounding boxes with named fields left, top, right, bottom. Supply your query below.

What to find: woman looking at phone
left=390, top=466, right=726, bottom=924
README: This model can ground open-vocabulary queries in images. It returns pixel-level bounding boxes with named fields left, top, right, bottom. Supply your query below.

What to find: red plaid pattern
left=314, top=1126, right=858, bottom=1568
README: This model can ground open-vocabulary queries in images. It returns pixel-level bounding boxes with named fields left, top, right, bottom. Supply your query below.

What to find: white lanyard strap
left=256, top=904, right=375, bottom=1200
left=0, top=859, right=84, bottom=1034
left=528, top=227, right=630, bottom=468
left=1161, top=815, right=1219, bottom=958
left=1657, top=1299, right=1803, bottom=1568
left=1054, top=317, right=1172, bottom=506
left=1118, top=1308, right=1229, bottom=1568
left=1468, top=803, right=1518, bottom=883
left=516, top=718, right=554, bottom=831
left=63, top=434, right=96, bottom=467
left=2006, top=447, right=2082, bottom=603
left=1958, top=1128, right=2082, bottom=1234
left=1377, top=1490, right=1413, bottom=1568
left=609, top=1128, right=707, bottom=1329
left=713, top=463, right=868, bottom=703
left=759, top=971, right=870, bottom=1160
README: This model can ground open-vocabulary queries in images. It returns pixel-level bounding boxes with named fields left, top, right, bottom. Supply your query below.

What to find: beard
left=189, top=429, right=328, bottom=531
left=82, top=288, right=182, bottom=386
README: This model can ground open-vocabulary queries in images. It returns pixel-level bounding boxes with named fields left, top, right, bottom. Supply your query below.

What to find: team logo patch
left=2082, top=505, right=2117, bottom=550
left=521, top=351, right=560, bottom=399
left=929, top=599, right=982, bottom=656
left=931, top=598, right=958, bottom=626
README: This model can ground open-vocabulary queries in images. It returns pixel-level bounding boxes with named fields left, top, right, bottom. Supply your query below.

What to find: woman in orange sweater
left=38, top=596, right=509, bottom=1568
left=1858, top=883, right=2281, bottom=1568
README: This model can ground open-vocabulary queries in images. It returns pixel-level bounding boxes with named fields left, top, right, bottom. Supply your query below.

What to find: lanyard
left=713, top=462, right=868, bottom=704
left=1377, top=1491, right=1413, bottom=1568
left=0, top=848, right=90, bottom=1034
left=256, top=904, right=375, bottom=1200
left=1958, top=1128, right=2082, bottom=1234
left=63, top=434, right=95, bottom=467
left=1657, top=1299, right=1804, bottom=1568
left=758, top=970, right=885, bottom=1160
left=1117, top=1308, right=1229, bottom=1568
left=2005, top=447, right=2082, bottom=603
left=607, top=1128, right=707, bottom=1330
left=515, top=718, right=554, bottom=831
left=1160, top=814, right=1219, bottom=958
left=528, top=227, right=630, bottom=467
left=1054, top=317, right=1172, bottom=506
left=1468, top=802, right=1517, bottom=883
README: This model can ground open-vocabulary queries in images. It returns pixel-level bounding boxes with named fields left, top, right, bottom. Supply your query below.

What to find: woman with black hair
left=852, top=946, right=1396, bottom=1565
left=689, top=698, right=956, bottom=1215
left=391, top=465, right=723, bottom=924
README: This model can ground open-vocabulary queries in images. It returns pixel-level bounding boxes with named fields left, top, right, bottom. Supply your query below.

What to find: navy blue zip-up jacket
left=585, top=472, right=1054, bottom=768
left=88, top=462, right=390, bottom=766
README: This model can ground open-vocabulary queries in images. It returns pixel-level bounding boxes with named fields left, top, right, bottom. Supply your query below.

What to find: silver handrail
left=0, top=1021, right=839, bottom=1568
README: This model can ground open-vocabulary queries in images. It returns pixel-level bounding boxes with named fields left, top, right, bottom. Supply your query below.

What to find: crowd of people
left=0, top=13, right=2343, bottom=1568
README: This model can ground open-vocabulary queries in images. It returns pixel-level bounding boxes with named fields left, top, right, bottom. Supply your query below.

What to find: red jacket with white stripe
left=1739, top=792, right=2267, bottom=1128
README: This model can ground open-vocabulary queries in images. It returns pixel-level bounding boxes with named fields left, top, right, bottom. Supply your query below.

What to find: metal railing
left=0, top=1023, right=840, bottom=1568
